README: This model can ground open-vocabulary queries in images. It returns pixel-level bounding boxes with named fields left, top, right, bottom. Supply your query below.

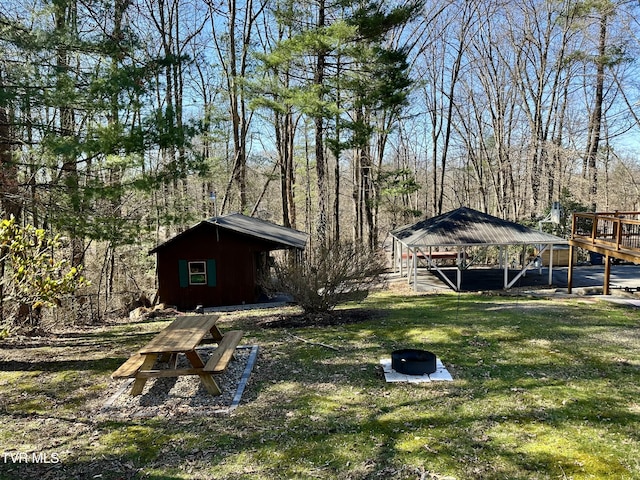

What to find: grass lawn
left=1, top=291, right=639, bottom=479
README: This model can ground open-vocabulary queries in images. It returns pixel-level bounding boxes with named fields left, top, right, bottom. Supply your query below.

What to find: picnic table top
left=138, top=314, right=219, bottom=354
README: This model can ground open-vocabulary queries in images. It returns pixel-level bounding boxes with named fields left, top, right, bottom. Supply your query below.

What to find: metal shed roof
left=392, top=207, right=566, bottom=247
left=205, top=213, right=308, bottom=249
left=150, top=213, right=308, bottom=253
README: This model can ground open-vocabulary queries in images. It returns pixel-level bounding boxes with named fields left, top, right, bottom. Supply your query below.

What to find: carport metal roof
left=391, top=207, right=567, bottom=291
left=392, top=206, right=566, bottom=247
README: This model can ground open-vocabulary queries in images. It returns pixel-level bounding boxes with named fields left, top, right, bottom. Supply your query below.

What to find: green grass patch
left=1, top=293, right=639, bottom=479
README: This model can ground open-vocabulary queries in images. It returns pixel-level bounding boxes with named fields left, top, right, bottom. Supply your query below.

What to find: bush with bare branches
left=261, top=242, right=388, bottom=314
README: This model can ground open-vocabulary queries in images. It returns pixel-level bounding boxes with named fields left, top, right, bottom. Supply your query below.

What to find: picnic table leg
left=185, top=350, right=221, bottom=395
left=210, top=325, right=224, bottom=341
left=130, top=353, right=158, bottom=395
left=168, top=353, right=178, bottom=369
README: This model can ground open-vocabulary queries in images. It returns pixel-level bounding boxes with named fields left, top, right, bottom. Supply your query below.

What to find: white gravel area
left=96, top=345, right=258, bottom=419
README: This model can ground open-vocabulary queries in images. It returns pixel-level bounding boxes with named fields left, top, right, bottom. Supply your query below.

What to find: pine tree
left=0, top=0, right=204, bottom=320
left=254, top=0, right=421, bottom=246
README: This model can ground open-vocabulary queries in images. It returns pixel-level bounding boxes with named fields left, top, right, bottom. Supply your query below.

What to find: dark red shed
left=150, top=213, right=308, bottom=310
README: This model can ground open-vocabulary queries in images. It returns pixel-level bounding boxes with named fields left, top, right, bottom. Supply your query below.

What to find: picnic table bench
left=111, top=314, right=244, bottom=396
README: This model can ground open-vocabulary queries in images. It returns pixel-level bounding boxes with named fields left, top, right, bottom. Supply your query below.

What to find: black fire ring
left=391, top=349, right=437, bottom=375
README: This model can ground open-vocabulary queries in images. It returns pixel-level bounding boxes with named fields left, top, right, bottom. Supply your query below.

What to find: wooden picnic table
left=112, top=314, right=244, bottom=396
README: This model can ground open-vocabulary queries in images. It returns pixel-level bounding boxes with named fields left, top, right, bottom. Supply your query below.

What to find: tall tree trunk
left=585, top=12, right=607, bottom=211
left=275, top=111, right=290, bottom=227
left=211, top=0, right=260, bottom=215
left=314, top=0, right=328, bottom=246
left=333, top=145, right=340, bottom=242
left=286, top=111, right=297, bottom=228
left=56, top=0, right=84, bottom=267
left=0, top=98, right=20, bottom=220
left=362, top=144, right=374, bottom=249
left=275, top=104, right=297, bottom=229
left=0, top=72, right=18, bottom=325
left=101, top=0, right=130, bottom=309
left=275, top=113, right=292, bottom=227
left=332, top=58, right=342, bottom=243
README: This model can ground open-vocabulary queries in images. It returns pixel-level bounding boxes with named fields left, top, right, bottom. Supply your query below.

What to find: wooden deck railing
left=569, top=211, right=640, bottom=294
left=571, top=212, right=640, bottom=253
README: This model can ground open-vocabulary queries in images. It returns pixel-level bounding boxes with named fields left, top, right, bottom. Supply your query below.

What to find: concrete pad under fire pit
left=380, top=357, right=453, bottom=383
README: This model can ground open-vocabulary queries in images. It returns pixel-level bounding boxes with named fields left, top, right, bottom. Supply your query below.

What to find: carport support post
left=567, top=244, right=574, bottom=293
left=503, top=247, right=509, bottom=289
left=405, top=245, right=410, bottom=280
left=548, top=244, right=554, bottom=285
left=406, top=246, right=411, bottom=284
left=413, top=248, right=418, bottom=289
left=392, top=238, right=396, bottom=272
left=457, top=250, right=462, bottom=290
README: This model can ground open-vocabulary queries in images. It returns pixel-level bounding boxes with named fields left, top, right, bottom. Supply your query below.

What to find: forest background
left=1, top=0, right=640, bottom=325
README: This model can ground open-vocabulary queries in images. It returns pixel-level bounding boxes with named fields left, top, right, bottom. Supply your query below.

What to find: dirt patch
left=255, top=307, right=388, bottom=328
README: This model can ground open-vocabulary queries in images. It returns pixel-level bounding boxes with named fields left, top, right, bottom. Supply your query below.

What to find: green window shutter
left=179, top=260, right=188, bottom=287
left=207, top=259, right=217, bottom=287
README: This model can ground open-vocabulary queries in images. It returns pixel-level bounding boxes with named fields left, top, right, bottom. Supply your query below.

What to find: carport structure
left=391, top=207, right=567, bottom=291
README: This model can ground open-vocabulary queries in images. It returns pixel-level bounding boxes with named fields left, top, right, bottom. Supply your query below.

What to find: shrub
left=262, top=241, right=387, bottom=314
left=0, top=216, right=89, bottom=327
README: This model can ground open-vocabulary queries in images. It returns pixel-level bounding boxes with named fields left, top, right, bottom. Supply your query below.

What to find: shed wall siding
left=155, top=224, right=274, bottom=310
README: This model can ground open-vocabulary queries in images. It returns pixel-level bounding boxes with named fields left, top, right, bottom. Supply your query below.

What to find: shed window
left=179, top=259, right=217, bottom=287
left=188, top=261, right=207, bottom=285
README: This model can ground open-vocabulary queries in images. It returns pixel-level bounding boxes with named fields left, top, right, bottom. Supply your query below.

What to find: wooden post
left=567, top=244, right=574, bottom=294
left=130, top=353, right=158, bottom=395
left=185, top=350, right=221, bottom=395
left=604, top=255, right=611, bottom=295
left=591, top=213, right=598, bottom=244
